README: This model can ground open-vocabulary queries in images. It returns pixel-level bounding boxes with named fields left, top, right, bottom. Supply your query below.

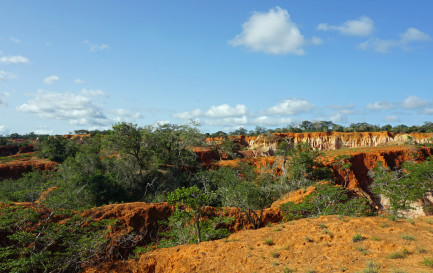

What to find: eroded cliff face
left=0, top=158, right=57, bottom=180
left=246, top=132, right=433, bottom=153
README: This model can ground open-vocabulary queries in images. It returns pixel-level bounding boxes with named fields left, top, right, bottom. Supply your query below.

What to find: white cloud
left=0, top=125, right=9, bottom=136
left=0, top=55, right=30, bottom=64
left=359, top=28, right=431, bottom=53
left=400, top=28, right=432, bottom=44
left=74, top=78, right=85, bottom=84
left=112, top=108, right=142, bottom=122
left=0, top=70, right=16, bottom=81
left=422, top=108, right=433, bottom=115
left=17, top=90, right=110, bottom=126
left=384, top=115, right=400, bottom=122
left=229, top=7, right=317, bottom=55
left=328, top=109, right=354, bottom=123
left=205, top=104, right=247, bottom=118
left=366, top=101, right=395, bottom=110
left=252, top=116, right=292, bottom=126
left=263, top=98, right=314, bottom=115
left=173, top=108, right=202, bottom=119
left=83, top=40, right=109, bottom=52
left=203, top=116, right=249, bottom=126
left=318, top=16, right=374, bottom=37
left=43, top=75, right=60, bottom=85
left=34, top=127, right=53, bottom=135
left=173, top=104, right=248, bottom=120
left=80, top=88, right=107, bottom=97
left=401, top=96, right=429, bottom=109
left=10, top=37, right=21, bottom=43
left=154, top=120, right=171, bottom=127
left=0, top=92, right=10, bottom=106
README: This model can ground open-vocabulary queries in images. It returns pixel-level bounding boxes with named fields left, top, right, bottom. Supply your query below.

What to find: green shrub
left=421, top=257, right=433, bottom=267
left=159, top=186, right=231, bottom=247
left=369, top=158, right=433, bottom=216
left=281, top=183, right=373, bottom=221
left=0, top=205, right=116, bottom=273
left=0, top=170, right=52, bottom=203
left=264, top=238, right=274, bottom=246
left=352, top=233, right=365, bottom=242
left=400, top=234, right=415, bottom=241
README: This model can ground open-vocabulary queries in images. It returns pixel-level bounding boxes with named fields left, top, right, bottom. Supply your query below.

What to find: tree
left=205, top=164, right=280, bottom=229
left=279, top=142, right=332, bottom=190
left=369, top=158, right=433, bottom=216
left=37, top=136, right=79, bottom=162
left=162, top=186, right=230, bottom=245
left=332, top=154, right=353, bottom=187
left=106, top=122, right=155, bottom=180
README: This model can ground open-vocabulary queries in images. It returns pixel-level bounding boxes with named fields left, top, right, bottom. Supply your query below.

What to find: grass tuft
left=421, top=257, right=433, bottom=267
left=271, top=252, right=280, bottom=258
left=352, top=233, right=365, bottom=242
left=400, top=234, right=415, bottom=241
left=264, top=238, right=274, bottom=246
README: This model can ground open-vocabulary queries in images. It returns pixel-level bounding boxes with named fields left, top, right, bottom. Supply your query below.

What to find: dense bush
left=0, top=170, right=52, bottom=203
left=0, top=205, right=116, bottom=273
left=369, top=157, right=433, bottom=216
left=204, top=164, right=281, bottom=229
left=37, top=137, right=79, bottom=163
left=158, top=186, right=231, bottom=247
left=281, top=183, right=373, bottom=220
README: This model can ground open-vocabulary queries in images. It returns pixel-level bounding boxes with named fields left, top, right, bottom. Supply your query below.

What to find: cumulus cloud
left=366, top=101, right=395, bottom=110
left=173, top=104, right=248, bottom=120
left=0, top=70, right=16, bottom=81
left=422, top=108, right=433, bottom=115
left=173, top=108, right=202, bottom=119
left=154, top=120, right=171, bottom=127
left=205, top=104, right=247, bottom=118
left=80, top=89, right=107, bottom=97
left=43, top=75, right=60, bottom=85
left=112, top=108, right=142, bottom=122
left=0, top=55, right=30, bottom=64
left=328, top=109, right=355, bottom=123
left=17, top=90, right=110, bottom=126
left=74, top=78, right=85, bottom=84
left=384, top=115, right=400, bottom=122
left=252, top=116, right=292, bottom=126
left=400, top=28, right=432, bottom=44
left=83, top=40, right=109, bottom=52
left=263, top=98, right=314, bottom=115
left=318, top=16, right=374, bottom=36
left=358, top=28, right=431, bottom=53
left=34, top=127, right=53, bottom=135
left=0, top=125, right=9, bottom=136
left=0, top=92, right=10, bottom=106
left=229, top=7, right=318, bottom=55
left=401, top=95, right=429, bottom=109
left=203, top=116, right=249, bottom=127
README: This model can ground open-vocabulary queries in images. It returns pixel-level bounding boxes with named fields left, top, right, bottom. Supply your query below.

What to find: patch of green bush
left=0, top=205, right=116, bottom=273
left=281, top=183, right=373, bottom=221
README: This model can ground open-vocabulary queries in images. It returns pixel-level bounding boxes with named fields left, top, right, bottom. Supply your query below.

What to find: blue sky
left=0, top=0, right=432, bottom=134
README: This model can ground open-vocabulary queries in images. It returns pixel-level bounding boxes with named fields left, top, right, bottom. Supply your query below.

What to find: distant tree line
left=2, top=121, right=433, bottom=142
left=204, top=121, right=433, bottom=137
